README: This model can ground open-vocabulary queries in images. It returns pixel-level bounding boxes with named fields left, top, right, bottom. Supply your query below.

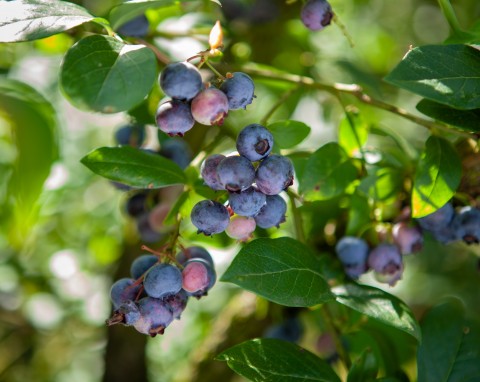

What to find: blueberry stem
left=332, top=14, right=354, bottom=48
left=437, top=0, right=466, bottom=36
left=204, top=60, right=226, bottom=80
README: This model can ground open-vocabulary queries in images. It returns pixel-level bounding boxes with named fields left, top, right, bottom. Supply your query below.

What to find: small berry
left=130, top=254, right=158, bottom=279
left=368, top=244, right=404, bottom=286
left=159, top=138, right=192, bottom=169
left=452, top=206, right=480, bottom=244
left=134, top=297, right=174, bottom=336
left=392, top=222, right=423, bottom=255
left=254, top=194, right=287, bottom=229
left=216, top=156, right=256, bottom=192
left=220, top=72, right=255, bottom=110
left=125, top=192, right=149, bottom=218
left=191, top=87, right=229, bottom=126
left=236, top=124, right=273, bottom=162
left=228, top=187, right=266, bottom=217
left=335, top=236, right=369, bottom=279
left=255, top=154, right=294, bottom=195
left=226, top=216, right=256, bottom=241
left=143, top=263, right=183, bottom=299
left=160, top=62, right=202, bottom=101
left=301, top=0, right=334, bottom=31
left=117, top=14, right=149, bottom=37
left=190, top=200, right=230, bottom=235
left=155, top=99, right=195, bottom=137
left=114, top=124, right=145, bottom=147
left=182, top=259, right=211, bottom=293
left=201, top=154, right=226, bottom=191
left=417, top=202, right=454, bottom=232
left=110, top=278, right=141, bottom=309
left=136, top=212, right=164, bottom=243
left=176, top=246, right=214, bottom=267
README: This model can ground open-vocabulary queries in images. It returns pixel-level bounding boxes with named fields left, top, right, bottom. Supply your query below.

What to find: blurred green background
left=1, top=0, right=479, bottom=381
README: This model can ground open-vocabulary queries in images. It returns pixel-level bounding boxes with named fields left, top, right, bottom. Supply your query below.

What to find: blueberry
left=430, top=225, right=458, bottom=244
left=110, top=278, right=141, bottom=309
left=200, top=154, right=226, bottom=191
left=300, top=0, right=334, bottom=31
left=226, top=216, right=256, bottom=241
left=236, top=124, right=273, bottom=162
left=190, top=200, right=230, bottom=235
left=136, top=212, right=164, bottom=243
left=264, top=316, right=303, bottom=343
left=182, top=258, right=216, bottom=297
left=117, top=14, right=149, bottom=37
left=220, top=72, right=255, bottom=110
left=130, top=254, right=158, bottom=279
left=143, top=263, right=183, bottom=299
left=335, top=236, right=369, bottom=279
left=159, top=138, right=192, bottom=169
left=392, top=222, right=423, bottom=254
left=216, top=155, right=256, bottom=192
left=191, top=87, right=229, bottom=126
left=155, top=99, right=195, bottom=137
left=367, top=244, right=404, bottom=286
left=254, top=194, right=287, bottom=229
left=114, top=124, right=145, bottom=147
left=255, top=154, right=294, bottom=195
left=164, top=290, right=188, bottom=320
left=133, top=297, right=174, bottom=336
left=452, top=206, right=480, bottom=244
left=117, top=300, right=141, bottom=326
left=125, top=192, right=149, bottom=218
left=228, top=186, right=266, bottom=217
left=417, top=202, right=455, bottom=232
left=176, top=246, right=214, bottom=266
left=159, top=62, right=202, bottom=101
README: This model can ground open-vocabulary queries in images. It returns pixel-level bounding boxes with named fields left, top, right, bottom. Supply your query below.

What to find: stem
left=260, top=86, right=300, bottom=125
left=135, top=39, right=171, bottom=65
left=321, top=304, right=352, bottom=369
left=287, top=190, right=306, bottom=244
left=243, top=67, right=472, bottom=138
left=437, top=0, right=465, bottom=35
left=204, top=60, right=226, bottom=80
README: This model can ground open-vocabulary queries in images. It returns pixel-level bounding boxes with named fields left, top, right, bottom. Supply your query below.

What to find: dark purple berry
left=164, top=290, right=188, bottom=319
left=452, top=206, right=480, bottom=244
left=417, top=202, right=454, bottom=232
left=191, top=88, right=229, bottom=126
left=301, top=0, right=334, bottom=31
left=114, top=124, right=145, bottom=147
left=143, top=263, right=183, bottom=299
left=254, top=194, right=287, bottom=229
left=392, top=222, right=423, bottom=254
left=228, top=187, right=266, bottom=217
left=216, top=156, right=256, bottom=192
left=117, top=14, right=149, bottom=37
left=134, top=297, right=174, bottom=336
left=201, top=154, right=226, bottom=191
left=236, top=124, right=273, bottom=161
left=159, top=138, right=192, bottom=169
left=255, top=154, right=294, bottom=195
left=125, top=192, right=149, bottom=217
left=190, top=200, right=230, bottom=235
left=220, top=72, right=255, bottom=110
left=160, top=62, right=202, bottom=101
left=368, top=244, right=404, bottom=286
left=155, top=99, right=195, bottom=137
left=176, top=246, right=214, bottom=266
left=335, top=236, right=369, bottom=279
left=110, top=278, right=141, bottom=309
left=130, top=254, right=158, bottom=279
left=136, top=212, right=164, bottom=243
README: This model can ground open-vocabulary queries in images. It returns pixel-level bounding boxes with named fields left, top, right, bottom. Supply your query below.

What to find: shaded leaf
left=411, top=136, right=461, bottom=218
left=110, top=0, right=180, bottom=29
left=80, top=146, right=186, bottom=188
left=268, top=120, right=310, bottom=149
left=332, top=284, right=421, bottom=342
left=221, top=238, right=334, bottom=307
left=384, top=45, right=480, bottom=110
left=416, top=99, right=480, bottom=132
left=0, top=0, right=95, bottom=42
left=358, top=167, right=403, bottom=201
left=417, top=299, right=480, bottom=382
left=300, top=143, right=359, bottom=201
left=346, top=193, right=371, bottom=236
left=216, top=338, right=341, bottom=382
left=347, top=348, right=378, bottom=382
left=338, top=110, right=369, bottom=156
left=60, top=35, right=156, bottom=113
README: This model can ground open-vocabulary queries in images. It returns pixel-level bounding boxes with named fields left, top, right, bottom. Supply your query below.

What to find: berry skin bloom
left=301, top=0, right=334, bottom=31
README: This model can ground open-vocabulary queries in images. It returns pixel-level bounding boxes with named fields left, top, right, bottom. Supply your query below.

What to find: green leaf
left=358, top=167, right=403, bottom=201
left=347, top=348, right=379, bottom=382
left=0, top=78, right=58, bottom=244
left=338, top=110, right=369, bottom=156
left=60, top=35, right=156, bottom=113
left=416, top=99, right=480, bottom=132
left=384, top=45, right=480, bottom=110
left=346, top=193, right=371, bottom=236
left=109, top=0, right=178, bottom=30
left=417, top=299, right=480, bottom=382
left=0, top=0, right=95, bottom=42
left=300, top=143, right=359, bottom=201
left=221, top=238, right=334, bottom=307
left=80, top=146, right=186, bottom=188
left=332, top=284, right=421, bottom=342
left=267, top=120, right=311, bottom=149
left=411, top=136, right=461, bottom=218
left=216, top=338, right=341, bottom=382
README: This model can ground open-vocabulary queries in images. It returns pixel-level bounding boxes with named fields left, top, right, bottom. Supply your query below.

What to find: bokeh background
left=1, top=0, right=479, bottom=381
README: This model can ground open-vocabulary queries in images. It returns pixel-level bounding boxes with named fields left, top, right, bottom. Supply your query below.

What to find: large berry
left=228, top=187, right=266, bottom=217
left=226, top=216, right=256, bottom=241
left=190, top=200, right=230, bottom=235
left=392, top=222, right=423, bottom=255
left=236, top=124, right=273, bottom=162
left=255, top=154, right=294, bottom=195
left=130, top=254, right=158, bottom=279
left=335, top=236, right=369, bottom=279
left=254, top=194, right=287, bottom=229
left=110, top=278, right=141, bottom=309
left=216, top=156, right=256, bottom=192
left=143, top=263, right=183, bottom=299
left=176, top=246, right=214, bottom=267
left=133, top=297, right=174, bottom=336
left=368, top=244, right=404, bottom=286
left=201, top=154, right=226, bottom=191
left=452, top=206, right=480, bottom=244
left=114, top=124, right=145, bottom=147
left=159, top=138, right=192, bottom=169
left=300, top=0, right=334, bottom=31
left=417, top=202, right=455, bottom=232
left=155, top=99, right=195, bottom=137
left=220, top=72, right=255, bottom=110
left=191, top=87, right=229, bottom=126
left=159, top=62, right=202, bottom=101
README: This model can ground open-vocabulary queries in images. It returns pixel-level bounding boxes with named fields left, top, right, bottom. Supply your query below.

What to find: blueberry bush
left=1, top=0, right=480, bottom=381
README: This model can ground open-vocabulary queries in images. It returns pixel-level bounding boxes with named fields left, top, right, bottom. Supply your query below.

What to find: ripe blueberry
left=452, top=206, right=480, bottom=244
left=155, top=99, right=195, bottom=137
left=117, top=14, right=149, bottom=37
left=190, top=200, right=230, bottom=235
left=255, top=154, right=294, bottom=195
left=335, top=236, right=369, bottom=279
left=130, top=254, right=158, bottom=279
left=143, top=263, right=183, bottom=299
left=236, top=124, right=273, bottom=162
left=228, top=186, right=266, bottom=217
left=220, top=72, right=255, bottom=110
left=134, top=297, right=174, bottom=336
left=110, top=278, right=141, bottom=309
left=200, top=154, right=226, bottom=191
left=176, top=246, right=214, bottom=267
left=367, top=244, right=404, bottom=286
left=392, top=222, right=423, bottom=255
left=417, top=202, right=454, bottom=232
left=216, top=156, right=256, bottom=192
left=159, top=62, right=202, bottom=101
left=159, top=138, right=192, bottom=169
left=254, top=194, right=287, bottom=229
left=301, top=0, right=334, bottom=31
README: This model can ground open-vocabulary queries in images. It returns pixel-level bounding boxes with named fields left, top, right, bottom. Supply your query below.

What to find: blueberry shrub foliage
left=1, top=0, right=480, bottom=381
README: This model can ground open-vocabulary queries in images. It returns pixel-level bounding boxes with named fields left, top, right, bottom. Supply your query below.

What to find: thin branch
left=260, top=86, right=301, bottom=125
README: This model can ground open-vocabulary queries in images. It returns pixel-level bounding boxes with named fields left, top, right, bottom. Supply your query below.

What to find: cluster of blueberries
left=335, top=202, right=480, bottom=286
left=301, top=0, right=334, bottom=31
left=155, top=62, right=255, bottom=136
left=113, top=124, right=192, bottom=243
left=107, top=246, right=216, bottom=336
left=190, top=124, right=294, bottom=240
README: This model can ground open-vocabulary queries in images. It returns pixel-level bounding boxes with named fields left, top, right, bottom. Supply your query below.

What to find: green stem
left=204, top=60, right=226, bottom=80
left=287, top=190, right=306, bottom=244
left=437, top=0, right=465, bottom=35
left=321, top=304, right=352, bottom=369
